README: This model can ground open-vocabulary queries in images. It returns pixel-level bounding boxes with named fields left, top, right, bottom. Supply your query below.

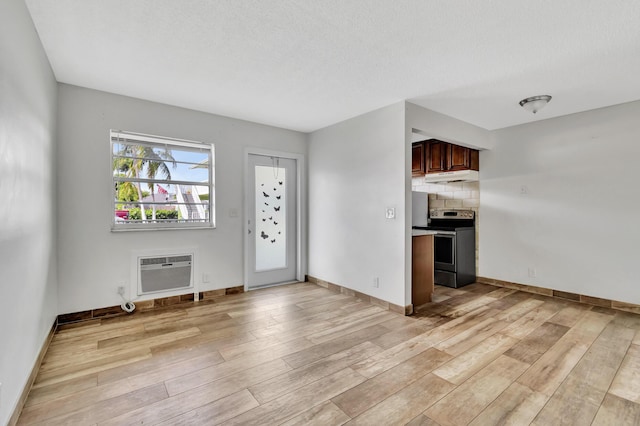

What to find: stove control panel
left=430, top=209, right=475, bottom=219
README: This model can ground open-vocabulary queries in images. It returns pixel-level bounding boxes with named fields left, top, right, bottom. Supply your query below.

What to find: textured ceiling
left=25, top=0, right=640, bottom=133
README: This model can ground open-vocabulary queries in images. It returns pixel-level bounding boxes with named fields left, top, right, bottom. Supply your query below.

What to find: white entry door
left=246, top=154, right=297, bottom=289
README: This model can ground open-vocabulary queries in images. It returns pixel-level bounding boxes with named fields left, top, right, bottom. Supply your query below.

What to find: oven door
left=433, top=231, right=456, bottom=272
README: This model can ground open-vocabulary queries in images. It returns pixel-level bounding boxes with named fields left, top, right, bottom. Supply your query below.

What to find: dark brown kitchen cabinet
left=425, top=140, right=449, bottom=173
left=412, top=139, right=479, bottom=176
left=448, top=143, right=479, bottom=171
left=412, top=142, right=426, bottom=176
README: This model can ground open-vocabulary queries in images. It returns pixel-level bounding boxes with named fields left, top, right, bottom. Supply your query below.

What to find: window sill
left=111, top=224, right=215, bottom=232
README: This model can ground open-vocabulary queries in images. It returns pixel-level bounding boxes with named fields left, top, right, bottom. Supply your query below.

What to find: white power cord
left=118, top=286, right=136, bottom=313
left=121, top=300, right=136, bottom=313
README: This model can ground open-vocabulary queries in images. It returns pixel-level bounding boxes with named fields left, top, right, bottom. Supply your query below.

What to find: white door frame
left=244, top=148, right=306, bottom=290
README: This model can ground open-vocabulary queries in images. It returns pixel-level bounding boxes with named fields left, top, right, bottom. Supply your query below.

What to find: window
left=111, top=130, right=215, bottom=230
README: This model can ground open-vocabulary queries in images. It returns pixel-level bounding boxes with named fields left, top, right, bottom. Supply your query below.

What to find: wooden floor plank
left=16, top=282, right=640, bottom=426
left=547, top=304, right=591, bottom=328
left=346, top=373, right=455, bottom=426
left=592, top=393, right=640, bottom=426
left=32, top=349, right=153, bottom=389
left=18, top=383, right=168, bottom=425
left=500, top=302, right=564, bottom=340
left=484, top=290, right=536, bottom=312
left=425, top=355, right=530, bottom=426
left=155, top=389, right=260, bottom=426
left=19, top=351, right=224, bottom=423
left=101, top=359, right=291, bottom=425
left=493, top=298, right=545, bottom=322
left=531, top=323, right=635, bottom=425
left=98, top=346, right=224, bottom=385
left=432, top=333, right=519, bottom=386
left=608, top=343, right=640, bottom=404
left=332, top=348, right=451, bottom=418
left=37, top=326, right=201, bottom=381
left=503, top=321, right=570, bottom=364
left=281, top=324, right=389, bottom=369
left=305, top=310, right=398, bottom=345
left=248, top=341, right=381, bottom=404
left=149, top=329, right=256, bottom=356
left=218, top=309, right=354, bottom=361
left=279, top=401, right=351, bottom=426
left=469, top=382, right=548, bottom=426
left=434, top=317, right=508, bottom=357
left=221, top=368, right=367, bottom=425
left=365, top=320, right=435, bottom=350
left=438, top=289, right=516, bottom=319
left=405, top=414, right=443, bottom=426
left=164, top=336, right=317, bottom=396
left=22, top=374, right=97, bottom=408
left=517, top=311, right=612, bottom=396
left=352, top=306, right=496, bottom=379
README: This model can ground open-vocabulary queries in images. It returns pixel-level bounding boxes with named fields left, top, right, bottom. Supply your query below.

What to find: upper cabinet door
left=448, top=144, right=471, bottom=171
left=448, top=144, right=479, bottom=171
left=412, top=142, right=426, bottom=176
left=426, top=140, right=448, bottom=173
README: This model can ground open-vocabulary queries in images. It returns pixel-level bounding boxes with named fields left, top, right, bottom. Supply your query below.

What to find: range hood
left=423, top=169, right=479, bottom=183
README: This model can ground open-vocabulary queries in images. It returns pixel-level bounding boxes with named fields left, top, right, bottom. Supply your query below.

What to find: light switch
left=229, top=208, right=239, bottom=218
left=385, top=207, right=396, bottom=219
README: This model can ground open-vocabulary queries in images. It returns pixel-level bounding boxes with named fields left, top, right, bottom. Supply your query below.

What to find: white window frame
left=111, top=130, right=215, bottom=231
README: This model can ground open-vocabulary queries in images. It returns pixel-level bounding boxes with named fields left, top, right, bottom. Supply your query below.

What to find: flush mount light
left=519, top=95, right=552, bottom=114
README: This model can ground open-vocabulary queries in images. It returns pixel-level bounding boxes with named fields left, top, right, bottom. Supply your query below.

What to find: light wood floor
left=17, top=282, right=640, bottom=425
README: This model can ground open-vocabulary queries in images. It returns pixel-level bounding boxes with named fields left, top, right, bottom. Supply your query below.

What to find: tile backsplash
left=412, top=179, right=479, bottom=210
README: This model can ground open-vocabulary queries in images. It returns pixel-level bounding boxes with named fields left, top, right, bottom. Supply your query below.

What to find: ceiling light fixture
left=519, top=95, right=552, bottom=114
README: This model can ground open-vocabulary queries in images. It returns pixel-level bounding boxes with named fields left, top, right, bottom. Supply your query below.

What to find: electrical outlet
left=528, top=268, right=537, bottom=278
left=372, top=277, right=379, bottom=288
left=117, top=286, right=125, bottom=296
left=203, top=273, right=210, bottom=283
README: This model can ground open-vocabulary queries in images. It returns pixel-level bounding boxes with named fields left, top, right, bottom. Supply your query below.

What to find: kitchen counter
left=412, top=229, right=438, bottom=237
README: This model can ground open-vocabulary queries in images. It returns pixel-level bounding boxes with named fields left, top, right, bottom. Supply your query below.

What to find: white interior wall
left=308, top=103, right=407, bottom=306
left=0, top=0, right=59, bottom=423
left=56, top=84, right=307, bottom=314
left=405, top=102, right=494, bottom=151
left=480, top=101, right=640, bottom=304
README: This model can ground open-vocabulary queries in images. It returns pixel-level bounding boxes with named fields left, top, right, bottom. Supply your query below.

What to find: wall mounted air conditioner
left=138, top=254, right=193, bottom=296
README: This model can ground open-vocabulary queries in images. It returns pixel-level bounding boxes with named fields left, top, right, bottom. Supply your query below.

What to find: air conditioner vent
left=141, top=257, right=168, bottom=266
left=168, top=255, right=192, bottom=263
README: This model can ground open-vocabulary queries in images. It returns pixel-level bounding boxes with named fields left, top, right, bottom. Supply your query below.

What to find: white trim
left=110, top=129, right=216, bottom=231
left=111, top=129, right=210, bottom=150
left=243, top=148, right=306, bottom=291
